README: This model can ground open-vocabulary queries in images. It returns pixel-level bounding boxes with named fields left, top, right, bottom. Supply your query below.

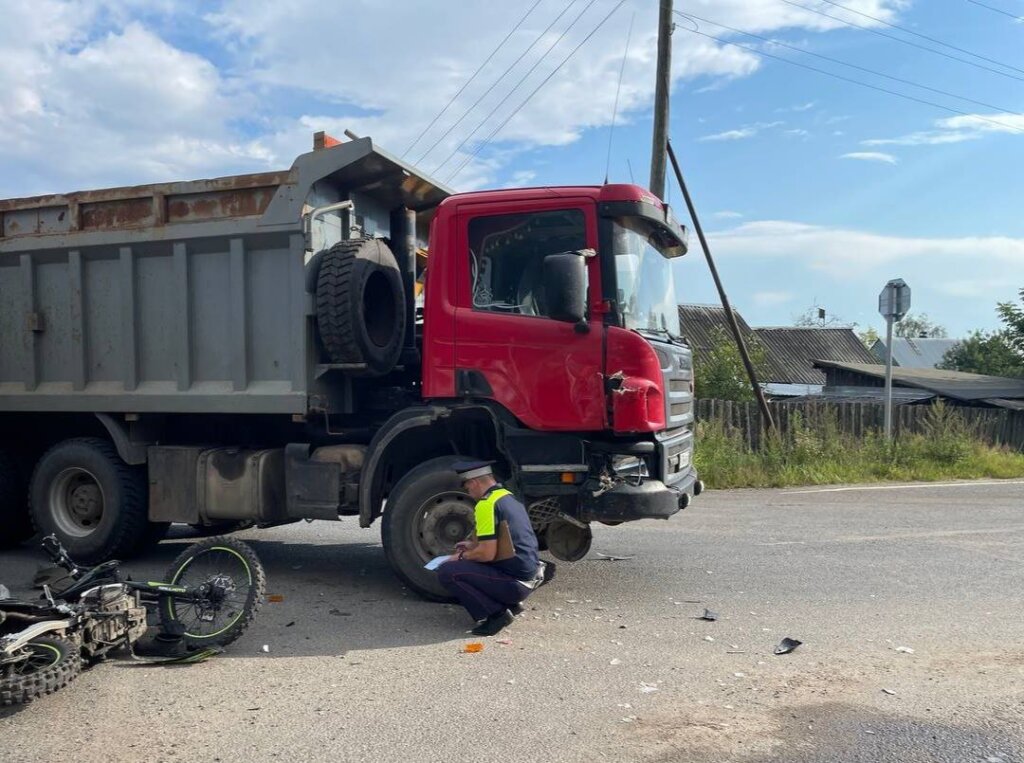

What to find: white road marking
left=782, top=480, right=1024, bottom=495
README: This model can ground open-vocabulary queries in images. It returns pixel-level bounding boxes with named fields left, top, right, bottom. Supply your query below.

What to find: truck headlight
left=611, top=455, right=649, bottom=477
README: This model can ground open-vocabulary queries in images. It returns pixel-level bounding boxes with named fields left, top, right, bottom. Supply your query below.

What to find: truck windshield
left=612, top=217, right=681, bottom=339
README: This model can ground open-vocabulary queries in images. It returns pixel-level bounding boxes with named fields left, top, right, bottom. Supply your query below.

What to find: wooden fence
left=694, top=398, right=1024, bottom=452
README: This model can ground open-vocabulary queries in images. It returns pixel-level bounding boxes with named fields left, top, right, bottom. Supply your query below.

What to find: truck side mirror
left=543, top=251, right=587, bottom=324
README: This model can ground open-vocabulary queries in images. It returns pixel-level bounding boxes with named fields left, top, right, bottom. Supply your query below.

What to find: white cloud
left=699, top=121, right=784, bottom=141
left=863, top=112, right=1024, bottom=148
left=714, top=210, right=745, bottom=219
left=785, top=128, right=811, bottom=138
left=0, top=0, right=910, bottom=195
left=688, top=217, right=1024, bottom=334
left=777, top=101, right=815, bottom=113
left=701, top=127, right=759, bottom=141
left=841, top=151, right=897, bottom=164
left=710, top=220, right=1024, bottom=278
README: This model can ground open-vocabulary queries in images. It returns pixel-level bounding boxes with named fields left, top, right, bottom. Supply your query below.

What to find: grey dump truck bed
left=0, top=138, right=449, bottom=415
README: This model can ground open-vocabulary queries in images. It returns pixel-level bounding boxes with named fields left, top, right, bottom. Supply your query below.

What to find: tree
left=996, top=288, right=1024, bottom=355
left=695, top=328, right=771, bottom=402
left=938, top=331, right=1023, bottom=378
left=858, top=326, right=880, bottom=349
left=893, top=313, right=947, bottom=339
left=938, top=290, right=1024, bottom=378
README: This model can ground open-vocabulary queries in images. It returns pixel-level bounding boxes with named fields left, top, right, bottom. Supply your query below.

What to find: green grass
left=694, top=402, right=1024, bottom=489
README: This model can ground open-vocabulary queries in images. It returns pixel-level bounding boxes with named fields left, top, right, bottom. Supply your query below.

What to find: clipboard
left=466, top=520, right=516, bottom=562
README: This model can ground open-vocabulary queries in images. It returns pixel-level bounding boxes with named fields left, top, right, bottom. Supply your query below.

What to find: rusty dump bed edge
left=0, top=137, right=453, bottom=246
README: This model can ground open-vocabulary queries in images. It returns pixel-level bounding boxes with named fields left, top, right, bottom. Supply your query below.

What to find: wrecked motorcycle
left=1, top=534, right=266, bottom=705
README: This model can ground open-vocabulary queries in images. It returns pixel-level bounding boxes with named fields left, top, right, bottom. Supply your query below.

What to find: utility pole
left=666, top=140, right=776, bottom=433
left=649, top=0, right=673, bottom=198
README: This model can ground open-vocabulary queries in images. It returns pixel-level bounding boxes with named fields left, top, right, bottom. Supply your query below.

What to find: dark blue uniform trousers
left=437, top=560, right=530, bottom=621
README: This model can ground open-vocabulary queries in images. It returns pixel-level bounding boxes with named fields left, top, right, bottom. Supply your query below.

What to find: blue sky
left=2, top=0, right=1022, bottom=337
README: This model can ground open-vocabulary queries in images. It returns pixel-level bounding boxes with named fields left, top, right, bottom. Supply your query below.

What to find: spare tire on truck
left=315, top=238, right=406, bottom=377
left=29, top=438, right=148, bottom=564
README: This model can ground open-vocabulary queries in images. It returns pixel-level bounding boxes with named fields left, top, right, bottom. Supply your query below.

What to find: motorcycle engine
left=79, top=584, right=148, bottom=658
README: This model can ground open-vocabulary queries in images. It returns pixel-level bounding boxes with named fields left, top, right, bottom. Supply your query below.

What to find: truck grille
left=657, top=427, right=693, bottom=483
left=653, top=345, right=694, bottom=429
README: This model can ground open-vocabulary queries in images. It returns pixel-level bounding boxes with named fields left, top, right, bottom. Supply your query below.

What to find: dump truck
left=0, top=134, right=701, bottom=599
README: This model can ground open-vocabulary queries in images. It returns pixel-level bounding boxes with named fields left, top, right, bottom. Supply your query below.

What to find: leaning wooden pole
left=666, top=139, right=776, bottom=433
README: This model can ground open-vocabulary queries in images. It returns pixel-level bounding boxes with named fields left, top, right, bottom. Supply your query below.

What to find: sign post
left=878, top=279, right=912, bottom=440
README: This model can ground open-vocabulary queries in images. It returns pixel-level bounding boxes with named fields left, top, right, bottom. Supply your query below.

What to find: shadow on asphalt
left=1, top=524, right=520, bottom=666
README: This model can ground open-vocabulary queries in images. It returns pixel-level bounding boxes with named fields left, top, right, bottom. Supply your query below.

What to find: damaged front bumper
left=580, top=467, right=701, bottom=522
left=579, top=427, right=702, bottom=522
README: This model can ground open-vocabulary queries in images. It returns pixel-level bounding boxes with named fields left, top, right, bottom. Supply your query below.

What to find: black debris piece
left=774, top=637, right=802, bottom=655
left=696, top=609, right=718, bottom=622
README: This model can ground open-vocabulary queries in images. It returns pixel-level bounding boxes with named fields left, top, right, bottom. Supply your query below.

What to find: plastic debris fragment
left=774, top=637, right=802, bottom=655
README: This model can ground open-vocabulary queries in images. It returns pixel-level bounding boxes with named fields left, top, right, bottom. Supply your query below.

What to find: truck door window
left=468, top=209, right=586, bottom=317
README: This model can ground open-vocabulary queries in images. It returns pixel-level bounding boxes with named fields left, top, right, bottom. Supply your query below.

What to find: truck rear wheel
left=0, top=449, right=33, bottom=548
left=381, top=455, right=472, bottom=601
left=315, top=238, right=406, bottom=376
left=29, top=438, right=148, bottom=564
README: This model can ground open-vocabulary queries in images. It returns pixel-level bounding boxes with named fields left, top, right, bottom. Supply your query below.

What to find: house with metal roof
left=678, top=304, right=757, bottom=369
left=678, top=304, right=883, bottom=397
left=811, top=360, right=1024, bottom=410
left=753, top=327, right=881, bottom=396
left=869, top=337, right=959, bottom=369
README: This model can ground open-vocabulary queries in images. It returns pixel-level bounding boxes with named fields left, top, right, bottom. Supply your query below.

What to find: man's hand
left=454, top=541, right=473, bottom=553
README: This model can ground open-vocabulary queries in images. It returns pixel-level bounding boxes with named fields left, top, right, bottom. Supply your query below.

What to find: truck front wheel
left=29, top=438, right=148, bottom=564
left=0, top=449, right=33, bottom=548
left=381, top=456, right=473, bottom=601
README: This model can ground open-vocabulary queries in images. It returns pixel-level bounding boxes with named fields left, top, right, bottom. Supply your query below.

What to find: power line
left=815, top=0, right=1024, bottom=75
left=446, top=0, right=627, bottom=185
left=674, top=10, right=1024, bottom=117
left=605, top=12, right=635, bottom=183
left=779, top=0, right=1024, bottom=84
left=673, top=23, right=1024, bottom=134
left=966, top=0, right=1024, bottom=22
left=412, top=0, right=581, bottom=167
left=432, top=0, right=600, bottom=177
left=402, top=0, right=544, bottom=158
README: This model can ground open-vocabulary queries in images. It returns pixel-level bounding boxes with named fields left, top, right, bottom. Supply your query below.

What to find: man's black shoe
left=471, top=609, right=515, bottom=636
left=541, top=561, right=557, bottom=586
left=511, top=602, right=525, bottom=616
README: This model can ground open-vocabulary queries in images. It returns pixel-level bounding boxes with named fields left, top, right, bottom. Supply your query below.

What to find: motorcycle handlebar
left=41, top=535, right=78, bottom=573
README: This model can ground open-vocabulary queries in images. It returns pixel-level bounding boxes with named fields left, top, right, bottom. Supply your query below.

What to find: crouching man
left=438, top=460, right=554, bottom=636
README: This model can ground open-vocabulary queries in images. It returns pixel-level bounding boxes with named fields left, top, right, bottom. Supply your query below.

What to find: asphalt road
left=2, top=479, right=1023, bottom=763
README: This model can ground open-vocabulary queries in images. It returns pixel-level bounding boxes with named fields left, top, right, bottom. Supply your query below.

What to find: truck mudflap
left=579, top=470, right=701, bottom=522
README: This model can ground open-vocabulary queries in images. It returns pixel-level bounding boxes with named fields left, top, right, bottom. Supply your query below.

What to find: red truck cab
left=419, top=182, right=699, bottom=529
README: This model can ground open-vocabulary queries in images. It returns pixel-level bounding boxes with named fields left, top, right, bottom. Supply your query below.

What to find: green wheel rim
left=167, top=546, right=253, bottom=640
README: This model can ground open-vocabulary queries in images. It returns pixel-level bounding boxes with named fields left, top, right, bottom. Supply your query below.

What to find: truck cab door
left=451, top=199, right=606, bottom=432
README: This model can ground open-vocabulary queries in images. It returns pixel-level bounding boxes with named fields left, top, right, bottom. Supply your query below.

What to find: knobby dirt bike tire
left=159, top=536, right=266, bottom=650
left=0, top=635, right=81, bottom=705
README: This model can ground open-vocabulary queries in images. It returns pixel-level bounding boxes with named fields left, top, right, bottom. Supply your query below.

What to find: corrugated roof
left=870, top=338, right=959, bottom=369
left=813, top=360, right=1024, bottom=402
left=785, top=388, right=935, bottom=405
left=678, top=304, right=756, bottom=369
left=753, top=328, right=882, bottom=386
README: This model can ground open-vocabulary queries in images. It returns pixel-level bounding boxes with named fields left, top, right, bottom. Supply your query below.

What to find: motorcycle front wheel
left=159, top=536, right=266, bottom=649
left=0, top=635, right=81, bottom=705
